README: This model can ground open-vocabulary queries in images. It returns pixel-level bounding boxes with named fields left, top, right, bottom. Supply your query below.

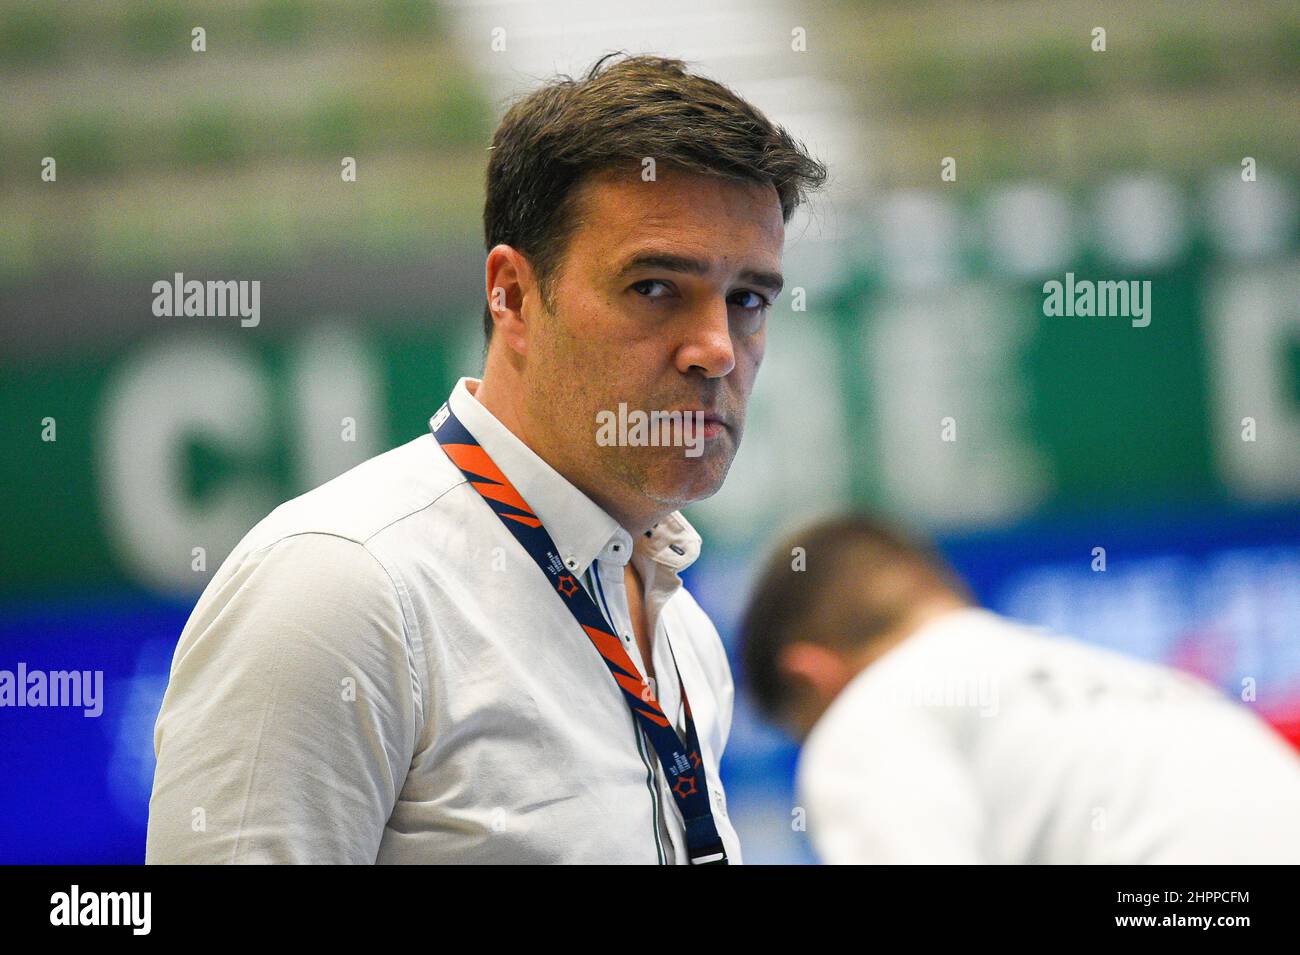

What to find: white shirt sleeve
left=146, top=532, right=420, bottom=864
left=704, top=624, right=736, bottom=752
left=798, top=700, right=989, bottom=864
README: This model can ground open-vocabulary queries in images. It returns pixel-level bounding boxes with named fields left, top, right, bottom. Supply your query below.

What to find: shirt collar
left=441, top=377, right=703, bottom=578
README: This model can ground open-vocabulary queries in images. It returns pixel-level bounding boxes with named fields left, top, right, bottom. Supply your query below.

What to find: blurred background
left=2, top=0, right=1298, bottom=863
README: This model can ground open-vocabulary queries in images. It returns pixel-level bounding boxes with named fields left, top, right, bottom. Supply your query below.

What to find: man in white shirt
left=146, top=53, right=827, bottom=864
left=739, top=513, right=1300, bottom=864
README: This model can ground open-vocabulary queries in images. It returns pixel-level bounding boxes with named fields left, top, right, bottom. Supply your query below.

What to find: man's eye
left=630, top=281, right=770, bottom=311
left=731, top=290, right=772, bottom=311
left=631, top=279, right=672, bottom=299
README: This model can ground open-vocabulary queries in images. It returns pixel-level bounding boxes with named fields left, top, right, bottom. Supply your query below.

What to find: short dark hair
left=480, top=51, right=829, bottom=342
left=738, top=512, right=973, bottom=724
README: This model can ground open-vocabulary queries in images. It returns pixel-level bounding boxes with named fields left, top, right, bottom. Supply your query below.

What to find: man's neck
left=470, top=374, right=666, bottom=536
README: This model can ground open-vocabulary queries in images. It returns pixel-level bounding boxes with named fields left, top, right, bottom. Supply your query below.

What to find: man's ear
left=779, top=641, right=858, bottom=706
left=484, top=244, right=537, bottom=356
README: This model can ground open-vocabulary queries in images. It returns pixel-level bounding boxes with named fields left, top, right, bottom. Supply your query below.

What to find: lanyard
left=431, top=403, right=728, bottom=865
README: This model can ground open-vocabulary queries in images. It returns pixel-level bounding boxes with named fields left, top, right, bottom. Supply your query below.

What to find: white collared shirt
left=147, top=377, right=741, bottom=864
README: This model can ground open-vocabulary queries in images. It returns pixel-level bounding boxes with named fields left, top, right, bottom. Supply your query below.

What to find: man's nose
left=675, top=298, right=736, bottom=378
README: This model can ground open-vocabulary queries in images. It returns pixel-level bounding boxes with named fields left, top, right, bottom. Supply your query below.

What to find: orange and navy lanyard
left=431, top=403, right=728, bottom=865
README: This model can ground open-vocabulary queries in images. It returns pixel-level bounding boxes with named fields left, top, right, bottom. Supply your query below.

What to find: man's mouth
left=677, top=409, right=729, bottom=439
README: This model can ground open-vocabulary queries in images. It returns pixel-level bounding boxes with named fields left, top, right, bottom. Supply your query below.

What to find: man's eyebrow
left=615, top=250, right=784, bottom=295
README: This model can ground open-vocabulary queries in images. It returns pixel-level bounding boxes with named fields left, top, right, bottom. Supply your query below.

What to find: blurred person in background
left=739, top=513, right=1300, bottom=864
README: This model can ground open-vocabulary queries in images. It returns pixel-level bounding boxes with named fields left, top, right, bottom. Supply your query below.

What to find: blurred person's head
left=474, top=52, right=827, bottom=533
left=739, top=513, right=975, bottom=740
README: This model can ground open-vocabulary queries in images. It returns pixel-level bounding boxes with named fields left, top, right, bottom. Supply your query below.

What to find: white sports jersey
left=797, top=607, right=1300, bottom=864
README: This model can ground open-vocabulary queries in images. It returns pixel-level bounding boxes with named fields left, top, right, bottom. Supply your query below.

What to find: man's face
left=522, top=164, right=786, bottom=521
